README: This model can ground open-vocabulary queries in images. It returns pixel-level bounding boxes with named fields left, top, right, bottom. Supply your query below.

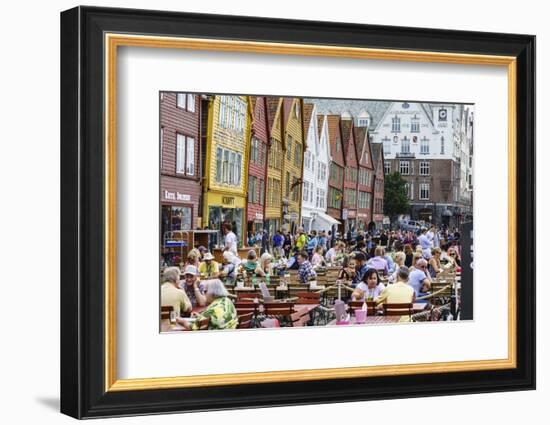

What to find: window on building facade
left=392, top=116, right=401, bottom=132
left=294, top=143, right=302, bottom=167
left=292, top=177, right=299, bottom=202
left=440, top=136, right=445, bottom=154
left=176, top=133, right=195, bottom=177
left=384, top=161, right=391, bottom=175
left=218, top=96, right=246, bottom=132
left=382, top=136, right=391, bottom=154
left=304, top=151, right=311, bottom=170
left=303, top=181, right=309, bottom=202
left=468, top=174, right=473, bottom=189
left=401, top=136, right=410, bottom=154
left=419, top=161, right=430, bottom=176
left=419, top=183, right=430, bottom=200
left=358, top=118, right=369, bottom=127
left=399, top=161, right=410, bottom=175
left=411, top=117, right=420, bottom=132
left=420, top=137, right=430, bottom=154
left=248, top=176, right=257, bottom=203
left=329, top=187, right=342, bottom=209
left=250, top=138, right=259, bottom=164
left=286, top=136, right=292, bottom=160
left=176, top=93, right=195, bottom=112
left=294, top=103, right=300, bottom=119
left=259, top=179, right=264, bottom=205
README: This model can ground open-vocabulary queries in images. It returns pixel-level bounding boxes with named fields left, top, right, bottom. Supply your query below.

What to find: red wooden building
left=354, top=126, right=375, bottom=230
left=246, top=96, right=269, bottom=235
left=340, top=118, right=359, bottom=233
left=160, top=92, right=202, bottom=241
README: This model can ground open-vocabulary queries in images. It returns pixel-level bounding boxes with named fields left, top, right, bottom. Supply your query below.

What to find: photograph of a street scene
left=159, top=93, right=473, bottom=332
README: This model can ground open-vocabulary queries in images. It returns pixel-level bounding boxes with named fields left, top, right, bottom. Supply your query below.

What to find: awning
left=312, top=212, right=341, bottom=229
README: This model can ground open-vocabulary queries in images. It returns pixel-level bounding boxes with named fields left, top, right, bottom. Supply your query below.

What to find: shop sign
left=383, top=216, right=390, bottom=224
left=222, top=196, right=235, bottom=205
left=289, top=212, right=299, bottom=221
left=342, top=208, right=348, bottom=220
left=255, top=212, right=263, bottom=221
left=347, top=210, right=356, bottom=219
left=163, top=190, right=191, bottom=202
left=357, top=213, right=368, bottom=219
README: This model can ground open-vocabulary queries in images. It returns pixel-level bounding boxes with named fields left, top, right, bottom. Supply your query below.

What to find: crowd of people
left=161, top=222, right=463, bottom=331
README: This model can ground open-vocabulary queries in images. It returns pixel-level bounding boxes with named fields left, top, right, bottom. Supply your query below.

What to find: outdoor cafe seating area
left=161, top=266, right=461, bottom=332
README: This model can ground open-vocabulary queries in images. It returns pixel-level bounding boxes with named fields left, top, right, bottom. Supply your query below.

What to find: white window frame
left=401, top=137, right=411, bottom=154
left=419, top=161, right=430, bottom=176
left=177, top=93, right=186, bottom=109
left=186, top=94, right=195, bottom=112
left=399, top=161, right=410, bottom=175
left=419, top=183, right=430, bottom=200
left=384, top=161, right=391, bottom=175
left=186, top=137, right=195, bottom=176
left=176, top=133, right=185, bottom=174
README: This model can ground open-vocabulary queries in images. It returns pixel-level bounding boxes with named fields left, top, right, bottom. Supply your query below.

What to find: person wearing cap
left=198, top=252, right=220, bottom=279
left=376, top=266, right=416, bottom=315
left=351, top=251, right=370, bottom=287
left=179, top=265, right=207, bottom=308
left=160, top=266, right=192, bottom=317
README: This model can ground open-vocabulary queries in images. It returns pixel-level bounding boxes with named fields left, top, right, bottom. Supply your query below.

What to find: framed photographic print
left=60, top=6, right=535, bottom=419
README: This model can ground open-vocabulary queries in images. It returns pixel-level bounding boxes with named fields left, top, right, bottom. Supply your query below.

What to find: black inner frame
left=60, top=6, right=536, bottom=419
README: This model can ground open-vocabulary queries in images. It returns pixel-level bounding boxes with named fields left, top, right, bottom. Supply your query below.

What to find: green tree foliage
left=383, top=171, right=410, bottom=226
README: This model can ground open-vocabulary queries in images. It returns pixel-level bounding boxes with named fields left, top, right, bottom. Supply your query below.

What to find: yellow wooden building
left=202, top=95, right=251, bottom=246
left=281, top=98, right=306, bottom=232
left=264, top=97, right=284, bottom=237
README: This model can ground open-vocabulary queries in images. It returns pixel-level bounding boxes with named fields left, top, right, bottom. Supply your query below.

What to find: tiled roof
left=306, top=98, right=391, bottom=130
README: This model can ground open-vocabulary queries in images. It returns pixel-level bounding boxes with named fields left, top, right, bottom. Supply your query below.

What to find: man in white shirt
left=418, top=228, right=432, bottom=259
left=223, top=222, right=238, bottom=256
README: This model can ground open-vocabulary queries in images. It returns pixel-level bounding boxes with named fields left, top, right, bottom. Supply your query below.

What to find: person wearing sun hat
left=198, top=251, right=220, bottom=279
left=179, top=264, right=207, bottom=308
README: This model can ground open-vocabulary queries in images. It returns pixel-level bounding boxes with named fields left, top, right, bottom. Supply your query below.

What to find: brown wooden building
left=160, top=92, right=202, bottom=241
left=354, top=126, right=374, bottom=230
left=341, top=118, right=359, bottom=232
left=326, top=115, right=345, bottom=230
left=247, top=96, right=269, bottom=234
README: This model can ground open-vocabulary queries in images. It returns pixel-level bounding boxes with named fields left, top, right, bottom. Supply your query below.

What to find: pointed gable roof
left=317, top=115, right=324, bottom=139
left=340, top=119, right=355, bottom=160
left=302, top=103, right=314, bottom=137
left=371, top=143, right=384, bottom=166
left=326, top=115, right=345, bottom=167
left=265, top=97, right=281, bottom=131
left=354, top=126, right=373, bottom=170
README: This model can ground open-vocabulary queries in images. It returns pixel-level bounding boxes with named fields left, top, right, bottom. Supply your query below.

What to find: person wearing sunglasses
left=408, top=258, right=432, bottom=297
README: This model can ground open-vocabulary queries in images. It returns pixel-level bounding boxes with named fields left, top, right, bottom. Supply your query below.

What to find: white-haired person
left=178, top=279, right=238, bottom=331
left=388, top=251, right=406, bottom=283
left=179, top=265, right=207, bottom=308
left=408, top=258, right=432, bottom=297
left=258, top=252, right=273, bottom=277
left=161, top=266, right=191, bottom=317
left=219, top=250, right=241, bottom=283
